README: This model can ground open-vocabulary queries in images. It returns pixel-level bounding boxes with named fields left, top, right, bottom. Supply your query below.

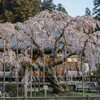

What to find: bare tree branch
left=32, top=37, right=44, bottom=56
left=49, top=24, right=69, bottom=65
left=52, top=53, right=77, bottom=67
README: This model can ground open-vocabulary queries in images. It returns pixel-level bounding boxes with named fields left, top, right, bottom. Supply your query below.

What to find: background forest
left=0, top=0, right=67, bottom=23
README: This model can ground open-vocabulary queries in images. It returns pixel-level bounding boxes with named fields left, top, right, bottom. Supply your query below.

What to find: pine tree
left=41, top=0, right=56, bottom=11
left=85, top=7, right=91, bottom=16
left=11, top=0, right=40, bottom=22
left=0, top=0, right=5, bottom=14
left=93, top=0, right=100, bottom=21
left=0, top=0, right=40, bottom=23
left=33, top=0, right=40, bottom=15
left=56, top=3, right=67, bottom=13
left=5, top=10, right=14, bottom=22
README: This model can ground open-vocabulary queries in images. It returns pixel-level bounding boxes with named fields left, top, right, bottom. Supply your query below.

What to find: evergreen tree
left=5, top=10, right=14, bottom=22
left=93, top=0, right=100, bottom=21
left=56, top=3, right=67, bottom=13
left=0, top=0, right=5, bottom=14
left=41, top=1, right=67, bottom=13
left=41, top=0, right=56, bottom=11
left=0, top=0, right=40, bottom=23
left=85, top=7, right=91, bottom=16
left=33, top=0, right=40, bottom=15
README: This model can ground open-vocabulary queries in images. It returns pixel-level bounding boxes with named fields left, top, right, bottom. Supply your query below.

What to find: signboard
left=43, top=85, right=48, bottom=90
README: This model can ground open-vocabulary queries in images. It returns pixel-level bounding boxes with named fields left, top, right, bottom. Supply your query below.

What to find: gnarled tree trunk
left=45, top=63, right=64, bottom=93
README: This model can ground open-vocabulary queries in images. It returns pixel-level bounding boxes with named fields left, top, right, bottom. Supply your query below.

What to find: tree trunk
left=45, top=63, right=64, bottom=93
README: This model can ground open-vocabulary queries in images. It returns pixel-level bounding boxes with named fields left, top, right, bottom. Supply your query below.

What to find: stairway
left=76, top=82, right=99, bottom=93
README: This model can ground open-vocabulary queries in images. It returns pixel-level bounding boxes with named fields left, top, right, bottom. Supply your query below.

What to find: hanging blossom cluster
left=21, top=68, right=31, bottom=88
left=83, top=32, right=100, bottom=71
left=0, top=50, right=21, bottom=77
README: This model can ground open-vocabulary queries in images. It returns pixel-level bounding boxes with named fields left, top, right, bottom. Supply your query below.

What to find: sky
left=53, top=0, right=94, bottom=17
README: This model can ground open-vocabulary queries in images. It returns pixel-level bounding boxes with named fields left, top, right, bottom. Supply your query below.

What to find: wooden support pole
left=3, top=39, right=5, bottom=98
left=25, top=67, right=27, bottom=97
left=80, top=53, right=84, bottom=97
left=30, top=34, right=33, bottom=97
left=16, top=38, right=19, bottom=98
left=43, top=54, right=45, bottom=97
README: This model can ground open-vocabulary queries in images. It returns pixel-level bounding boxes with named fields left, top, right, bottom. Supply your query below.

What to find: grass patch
left=17, top=92, right=100, bottom=100
left=69, top=91, right=100, bottom=96
left=20, top=91, right=100, bottom=97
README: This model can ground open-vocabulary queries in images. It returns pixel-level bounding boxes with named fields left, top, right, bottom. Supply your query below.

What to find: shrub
left=60, top=83, right=66, bottom=89
left=60, top=83, right=74, bottom=91
left=5, top=83, right=17, bottom=92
